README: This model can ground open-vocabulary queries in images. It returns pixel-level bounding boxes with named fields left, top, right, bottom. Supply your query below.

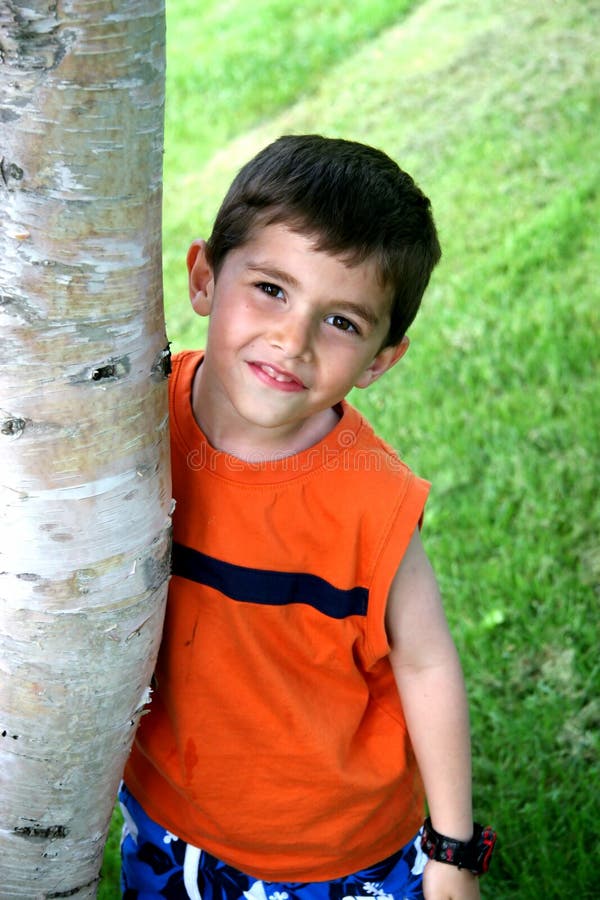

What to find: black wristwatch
left=421, top=817, right=497, bottom=875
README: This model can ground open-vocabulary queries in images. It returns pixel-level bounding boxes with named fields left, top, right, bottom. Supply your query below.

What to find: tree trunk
left=0, top=2, right=171, bottom=897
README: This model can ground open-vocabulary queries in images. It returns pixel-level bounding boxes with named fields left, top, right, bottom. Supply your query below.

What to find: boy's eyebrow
left=246, top=262, right=301, bottom=290
left=246, top=261, right=382, bottom=328
left=332, top=300, right=381, bottom=328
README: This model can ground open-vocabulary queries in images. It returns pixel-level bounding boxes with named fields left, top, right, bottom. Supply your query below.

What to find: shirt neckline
left=172, top=350, right=364, bottom=486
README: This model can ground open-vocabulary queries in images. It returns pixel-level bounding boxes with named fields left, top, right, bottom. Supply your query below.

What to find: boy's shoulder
left=336, top=400, right=415, bottom=481
left=170, top=348, right=203, bottom=381
left=168, top=348, right=202, bottom=406
left=332, top=404, right=430, bottom=537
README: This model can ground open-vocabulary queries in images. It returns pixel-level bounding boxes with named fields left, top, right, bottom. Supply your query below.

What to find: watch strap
left=421, top=817, right=496, bottom=875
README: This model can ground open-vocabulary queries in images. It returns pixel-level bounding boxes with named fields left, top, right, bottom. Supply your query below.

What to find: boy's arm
left=385, top=528, right=481, bottom=900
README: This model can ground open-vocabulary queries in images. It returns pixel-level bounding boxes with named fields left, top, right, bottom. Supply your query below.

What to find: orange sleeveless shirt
left=125, top=350, right=430, bottom=880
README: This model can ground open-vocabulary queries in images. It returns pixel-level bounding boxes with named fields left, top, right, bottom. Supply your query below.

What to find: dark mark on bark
left=0, top=156, right=24, bottom=187
left=69, top=356, right=130, bottom=385
left=4, top=3, right=74, bottom=73
left=46, top=877, right=99, bottom=898
left=91, top=363, right=116, bottom=381
left=91, top=356, right=130, bottom=382
left=150, top=343, right=172, bottom=381
left=13, top=824, right=68, bottom=839
left=143, top=537, right=172, bottom=592
left=0, top=291, right=43, bottom=325
left=49, top=531, right=74, bottom=542
left=1, top=417, right=27, bottom=437
left=0, top=107, right=19, bottom=122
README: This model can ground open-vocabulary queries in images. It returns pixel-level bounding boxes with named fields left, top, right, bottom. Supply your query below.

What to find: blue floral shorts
left=119, top=783, right=426, bottom=900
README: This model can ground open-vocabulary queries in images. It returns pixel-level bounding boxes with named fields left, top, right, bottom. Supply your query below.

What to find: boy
left=121, top=135, right=495, bottom=899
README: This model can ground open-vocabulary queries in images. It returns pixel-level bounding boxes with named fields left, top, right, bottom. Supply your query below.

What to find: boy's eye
left=325, top=314, right=359, bottom=334
left=257, top=282, right=284, bottom=299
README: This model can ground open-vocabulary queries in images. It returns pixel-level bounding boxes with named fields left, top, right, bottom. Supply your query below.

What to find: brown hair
left=206, top=134, right=441, bottom=346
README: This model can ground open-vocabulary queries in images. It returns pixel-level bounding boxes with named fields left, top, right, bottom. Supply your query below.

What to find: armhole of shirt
left=364, top=472, right=431, bottom=665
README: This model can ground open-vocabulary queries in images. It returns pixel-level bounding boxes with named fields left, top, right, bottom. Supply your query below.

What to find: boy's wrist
left=421, top=817, right=497, bottom=875
left=423, top=861, right=482, bottom=900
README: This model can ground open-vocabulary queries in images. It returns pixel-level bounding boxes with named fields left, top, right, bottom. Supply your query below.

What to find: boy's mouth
left=249, top=361, right=306, bottom=392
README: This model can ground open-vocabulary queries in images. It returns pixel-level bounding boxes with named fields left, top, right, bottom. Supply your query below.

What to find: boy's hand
left=423, top=859, right=481, bottom=900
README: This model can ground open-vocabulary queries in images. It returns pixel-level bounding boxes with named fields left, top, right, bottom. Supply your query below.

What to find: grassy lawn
left=100, top=0, right=599, bottom=896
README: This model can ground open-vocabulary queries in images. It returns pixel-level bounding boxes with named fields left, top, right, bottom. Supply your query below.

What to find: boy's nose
left=269, top=312, right=314, bottom=360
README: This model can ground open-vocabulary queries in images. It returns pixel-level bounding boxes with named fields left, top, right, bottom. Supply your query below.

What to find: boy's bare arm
left=385, top=529, right=481, bottom=900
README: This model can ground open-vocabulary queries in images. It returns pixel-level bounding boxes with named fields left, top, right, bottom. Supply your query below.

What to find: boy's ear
left=354, top=335, right=410, bottom=389
left=187, top=239, right=214, bottom=316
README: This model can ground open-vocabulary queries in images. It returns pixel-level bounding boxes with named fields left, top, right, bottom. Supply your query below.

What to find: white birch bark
left=0, top=2, right=171, bottom=897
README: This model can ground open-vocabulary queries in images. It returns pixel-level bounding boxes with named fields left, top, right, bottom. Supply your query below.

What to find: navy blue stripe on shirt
left=171, top=542, right=368, bottom=619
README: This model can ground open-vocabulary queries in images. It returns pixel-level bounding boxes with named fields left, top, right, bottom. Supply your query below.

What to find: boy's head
left=205, top=134, right=441, bottom=348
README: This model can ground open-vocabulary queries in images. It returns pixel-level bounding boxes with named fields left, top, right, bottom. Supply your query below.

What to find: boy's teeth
left=263, top=364, right=292, bottom=382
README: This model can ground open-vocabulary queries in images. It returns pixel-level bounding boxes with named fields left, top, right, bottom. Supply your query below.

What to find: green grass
left=100, top=0, right=599, bottom=896
left=162, top=0, right=420, bottom=333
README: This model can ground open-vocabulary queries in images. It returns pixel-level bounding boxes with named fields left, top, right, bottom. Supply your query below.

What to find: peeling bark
left=0, top=2, right=170, bottom=897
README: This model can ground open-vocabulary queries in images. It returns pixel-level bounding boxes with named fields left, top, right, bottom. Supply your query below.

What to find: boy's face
left=187, top=223, right=408, bottom=454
